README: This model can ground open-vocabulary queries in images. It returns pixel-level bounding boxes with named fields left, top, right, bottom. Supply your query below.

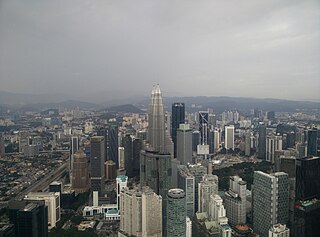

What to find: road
left=14, top=162, right=68, bottom=200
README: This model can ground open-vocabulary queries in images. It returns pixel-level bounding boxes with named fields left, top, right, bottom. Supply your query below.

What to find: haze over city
left=1, top=0, right=319, bottom=102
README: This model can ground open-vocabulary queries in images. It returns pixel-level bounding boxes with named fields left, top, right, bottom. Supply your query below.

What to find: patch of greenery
left=214, top=161, right=273, bottom=190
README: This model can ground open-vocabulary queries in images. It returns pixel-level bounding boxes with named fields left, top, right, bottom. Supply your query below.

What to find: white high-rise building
left=118, top=147, right=125, bottom=170
left=119, top=186, right=162, bottom=237
left=225, top=125, right=234, bottom=150
left=24, top=192, right=61, bottom=229
left=268, top=224, right=290, bottom=237
left=266, top=134, right=283, bottom=163
left=198, top=174, right=219, bottom=214
left=213, top=129, right=220, bottom=152
left=225, top=176, right=247, bottom=226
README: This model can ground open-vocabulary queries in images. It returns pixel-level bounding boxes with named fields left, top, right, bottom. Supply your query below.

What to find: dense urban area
left=0, top=86, right=319, bottom=237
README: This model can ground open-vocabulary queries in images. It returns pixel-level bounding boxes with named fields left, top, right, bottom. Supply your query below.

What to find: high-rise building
left=0, top=135, right=5, bottom=157
left=187, top=163, right=207, bottom=212
left=148, top=85, right=166, bottom=153
left=69, top=136, right=79, bottom=182
left=199, top=111, right=209, bottom=145
left=24, top=192, right=61, bottom=229
left=307, top=128, right=318, bottom=156
left=71, top=150, right=89, bottom=193
left=225, top=125, right=235, bottom=150
left=225, top=176, right=247, bottom=226
left=192, top=130, right=200, bottom=152
left=253, top=171, right=289, bottom=237
left=258, top=124, right=267, bottom=160
left=295, top=156, right=320, bottom=201
left=198, top=174, right=219, bottom=214
left=172, top=103, right=185, bottom=157
left=141, top=85, right=172, bottom=236
left=119, top=186, right=162, bottom=237
left=116, top=175, right=128, bottom=210
left=245, top=131, right=251, bottom=156
left=268, top=224, right=290, bottom=237
left=90, top=136, right=106, bottom=192
left=293, top=198, right=320, bottom=237
left=118, top=146, right=125, bottom=170
left=166, top=189, right=186, bottom=237
left=177, top=124, right=192, bottom=165
left=0, top=223, right=15, bottom=237
left=108, top=124, right=119, bottom=166
left=266, top=134, right=282, bottom=163
left=213, top=129, right=220, bottom=153
left=124, top=135, right=142, bottom=178
left=9, top=200, right=48, bottom=237
left=105, top=160, right=117, bottom=180
left=177, top=165, right=195, bottom=218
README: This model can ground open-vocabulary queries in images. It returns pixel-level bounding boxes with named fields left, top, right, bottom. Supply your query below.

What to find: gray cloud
left=0, top=0, right=319, bottom=102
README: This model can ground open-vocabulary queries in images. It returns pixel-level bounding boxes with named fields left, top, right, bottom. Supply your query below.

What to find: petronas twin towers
left=147, top=84, right=167, bottom=153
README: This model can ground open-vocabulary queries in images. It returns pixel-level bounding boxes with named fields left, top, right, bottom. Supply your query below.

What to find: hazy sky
left=0, top=0, right=319, bottom=102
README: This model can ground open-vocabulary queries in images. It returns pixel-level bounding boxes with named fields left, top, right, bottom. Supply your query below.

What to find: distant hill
left=105, top=104, right=143, bottom=113
left=158, top=96, right=320, bottom=113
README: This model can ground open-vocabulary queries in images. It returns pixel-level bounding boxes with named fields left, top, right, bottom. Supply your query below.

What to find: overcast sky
left=0, top=0, right=319, bottom=102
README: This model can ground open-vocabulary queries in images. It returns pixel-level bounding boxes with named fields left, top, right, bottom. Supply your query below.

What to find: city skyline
left=0, top=0, right=319, bottom=101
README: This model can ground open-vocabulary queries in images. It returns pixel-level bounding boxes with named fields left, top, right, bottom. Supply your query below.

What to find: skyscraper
left=69, top=136, right=79, bottom=182
left=199, top=111, right=209, bottom=145
left=295, top=156, right=320, bottom=201
left=108, top=124, right=119, bottom=166
left=90, top=136, right=105, bottom=192
left=166, top=189, right=186, bottom=237
left=253, top=171, right=289, bottom=237
left=258, top=124, right=267, bottom=160
left=224, top=125, right=235, bottom=150
left=71, top=150, right=89, bottom=193
left=266, top=134, right=282, bottom=163
left=307, top=128, right=317, bottom=156
left=177, top=165, right=195, bottom=218
left=172, top=102, right=185, bottom=157
left=192, top=130, right=200, bottom=152
left=148, top=84, right=166, bottom=153
left=224, top=176, right=247, bottom=226
left=176, top=124, right=192, bottom=165
left=124, top=134, right=142, bottom=178
left=9, top=200, right=48, bottom=237
left=198, top=174, right=219, bottom=214
left=141, top=85, right=172, bottom=236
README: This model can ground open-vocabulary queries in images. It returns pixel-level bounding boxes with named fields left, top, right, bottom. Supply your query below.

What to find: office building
left=119, top=186, right=162, bottom=237
left=69, top=136, right=79, bottom=182
left=268, top=224, right=289, bottom=237
left=177, top=165, right=195, bottom=218
left=147, top=84, right=166, bottom=153
left=186, top=217, right=192, bottom=237
left=166, top=189, right=186, bottom=237
left=307, top=129, right=317, bottom=156
left=71, top=150, right=89, bottom=193
left=124, top=135, right=142, bottom=178
left=116, top=175, right=128, bottom=210
left=258, top=124, right=266, bottom=160
left=0, top=135, right=5, bottom=157
left=293, top=198, right=320, bottom=237
left=209, top=195, right=231, bottom=237
left=9, top=200, right=48, bottom=237
left=108, top=124, right=119, bottom=166
left=176, top=124, right=192, bottom=165
left=199, top=111, right=209, bottom=145
left=198, top=174, right=219, bottom=214
left=24, top=192, right=61, bottom=229
left=266, top=134, right=282, bottom=163
left=172, top=102, right=185, bottom=157
left=253, top=171, right=289, bottom=237
left=296, top=156, right=320, bottom=201
left=213, top=129, right=220, bottom=153
left=225, top=125, right=235, bottom=150
left=141, top=85, right=172, bottom=235
left=225, top=176, right=247, bottom=226
left=105, top=160, right=117, bottom=180
left=0, top=224, right=14, bottom=237
left=118, top=146, right=125, bottom=170
left=187, top=163, right=207, bottom=212
left=90, top=136, right=106, bottom=192
left=192, top=130, right=200, bottom=152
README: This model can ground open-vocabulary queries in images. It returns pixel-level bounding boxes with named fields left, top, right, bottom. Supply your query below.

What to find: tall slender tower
left=148, top=85, right=166, bottom=153
left=172, top=102, right=185, bottom=157
left=141, top=85, right=172, bottom=237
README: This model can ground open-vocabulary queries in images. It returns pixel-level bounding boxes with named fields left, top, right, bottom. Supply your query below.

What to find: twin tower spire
left=148, top=84, right=166, bottom=153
